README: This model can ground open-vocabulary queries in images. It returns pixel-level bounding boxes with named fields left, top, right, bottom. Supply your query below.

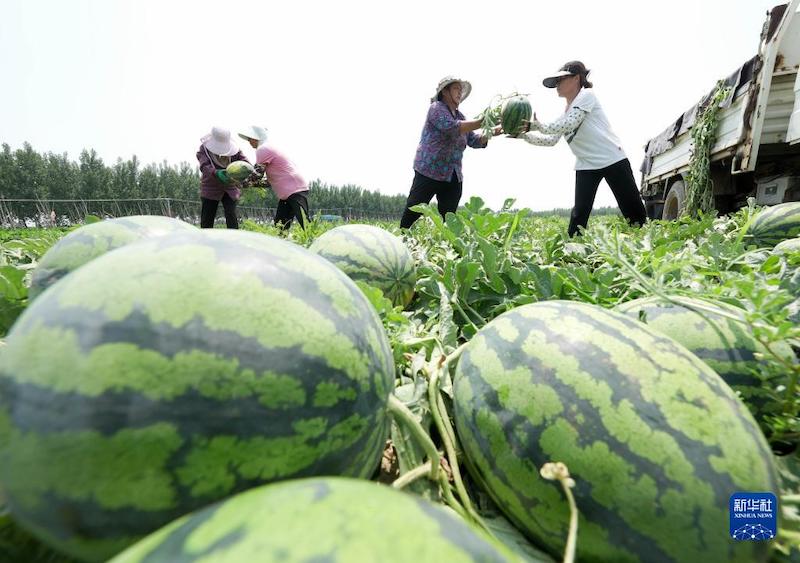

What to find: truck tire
left=662, top=181, right=686, bottom=220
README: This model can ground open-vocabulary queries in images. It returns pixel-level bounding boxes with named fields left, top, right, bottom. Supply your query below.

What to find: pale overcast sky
left=0, top=0, right=792, bottom=211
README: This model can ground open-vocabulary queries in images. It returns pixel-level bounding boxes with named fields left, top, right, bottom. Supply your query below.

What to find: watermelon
left=29, top=215, right=196, bottom=300
left=453, top=300, right=777, bottom=563
left=746, top=202, right=800, bottom=246
left=309, top=224, right=416, bottom=308
left=109, top=477, right=518, bottom=563
left=0, top=229, right=394, bottom=562
left=501, top=95, right=533, bottom=138
left=0, top=510, right=76, bottom=563
left=614, top=296, right=795, bottom=418
left=226, top=160, right=255, bottom=182
left=773, top=236, right=800, bottom=254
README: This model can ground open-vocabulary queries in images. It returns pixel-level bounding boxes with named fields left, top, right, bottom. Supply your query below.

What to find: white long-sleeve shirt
left=521, top=89, right=627, bottom=170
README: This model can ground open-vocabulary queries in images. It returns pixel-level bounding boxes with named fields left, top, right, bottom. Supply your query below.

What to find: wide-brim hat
left=238, top=125, right=269, bottom=143
left=201, top=126, right=239, bottom=156
left=431, top=76, right=472, bottom=103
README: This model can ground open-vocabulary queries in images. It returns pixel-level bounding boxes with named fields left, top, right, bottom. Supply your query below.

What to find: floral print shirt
left=413, top=101, right=487, bottom=182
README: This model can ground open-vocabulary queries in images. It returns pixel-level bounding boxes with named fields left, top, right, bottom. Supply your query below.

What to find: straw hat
left=431, top=76, right=472, bottom=103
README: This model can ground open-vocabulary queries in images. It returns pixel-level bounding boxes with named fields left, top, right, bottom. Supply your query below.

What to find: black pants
left=570, top=158, right=647, bottom=237
left=274, top=190, right=309, bottom=230
left=400, top=171, right=463, bottom=228
left=200, top=193, right=238, bottom=229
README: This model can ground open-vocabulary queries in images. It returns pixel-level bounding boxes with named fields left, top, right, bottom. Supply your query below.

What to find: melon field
left=0, top=199, right=799, bottom=563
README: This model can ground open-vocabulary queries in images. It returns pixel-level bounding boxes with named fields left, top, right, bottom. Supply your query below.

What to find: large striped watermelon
left=453, top=300, right=777, bottom=563
left=309, top=224, right=416, bottom=308
left=773, top=236, right=800, bottom=255
left=746, top=202, right=800, bottom=246
left=29, top=215, right=196, bottom=299
left=501, top=95, right=532, bottom=138
left=0, top=229, right=394, bottom=562
left=110, top=477, right=519, bottom=563
left=614, top=296, right=795, bottom=418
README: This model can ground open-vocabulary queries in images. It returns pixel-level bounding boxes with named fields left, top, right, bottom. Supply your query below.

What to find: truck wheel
left=662, top=181, right=686, bottom=220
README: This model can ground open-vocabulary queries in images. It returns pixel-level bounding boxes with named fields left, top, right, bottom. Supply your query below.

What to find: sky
left=0, top=0, right=794, bottom=211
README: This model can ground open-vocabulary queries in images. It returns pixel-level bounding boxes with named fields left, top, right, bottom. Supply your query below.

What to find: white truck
left=640, top=0, right=800, bottom=219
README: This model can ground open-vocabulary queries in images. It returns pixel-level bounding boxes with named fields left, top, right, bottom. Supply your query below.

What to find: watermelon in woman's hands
left=226, top=160, right=255, bottom=182
left=501, top=95, right=532, bottom=138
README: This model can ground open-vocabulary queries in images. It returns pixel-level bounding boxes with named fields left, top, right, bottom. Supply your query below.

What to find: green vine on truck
left=685, top=81, right=731, bottom=217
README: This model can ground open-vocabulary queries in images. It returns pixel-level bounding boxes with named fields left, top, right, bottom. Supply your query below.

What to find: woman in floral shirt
left=400, top=76, right=499, bottom=229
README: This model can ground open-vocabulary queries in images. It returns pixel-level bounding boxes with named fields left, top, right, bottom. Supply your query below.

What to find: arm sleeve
left=467, top=131, right=488, bottom=148
left=427, top=103, right=460, bottom=133
left=520, top=132, right=561, bottom=147
left=533, top=106, right=587, bottom=135
left=196, top=148, right=217, bottom=175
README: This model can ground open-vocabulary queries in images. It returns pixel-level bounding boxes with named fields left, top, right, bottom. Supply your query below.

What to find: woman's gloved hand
left=215, top=169, right=231, bottom=184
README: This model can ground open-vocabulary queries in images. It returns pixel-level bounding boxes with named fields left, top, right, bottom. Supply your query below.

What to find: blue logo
left=729, top=492, right=777, bottom=541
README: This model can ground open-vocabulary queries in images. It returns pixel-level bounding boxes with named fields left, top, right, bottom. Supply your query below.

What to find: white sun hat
left=238, top=125, right=269, bottom=143
left=201, top=126, right=239, bottom=156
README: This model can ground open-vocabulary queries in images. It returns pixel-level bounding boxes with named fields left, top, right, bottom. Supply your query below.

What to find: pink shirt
left=255, top=145, right=308, bottom=200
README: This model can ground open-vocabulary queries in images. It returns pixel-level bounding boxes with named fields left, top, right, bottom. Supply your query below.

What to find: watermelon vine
left=685, top=81, right=731, bottom=217
left=477, top=92, right=530, bottom=140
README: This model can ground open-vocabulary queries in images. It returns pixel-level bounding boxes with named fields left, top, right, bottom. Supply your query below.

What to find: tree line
left=0, top=143, right=407, bottom=215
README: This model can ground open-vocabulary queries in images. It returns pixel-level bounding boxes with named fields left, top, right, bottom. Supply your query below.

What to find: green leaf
left=464, top=196, right=486, bottom=214
left=445, top=212, right=466, bottom=238
left=501, top=198, right=516, bottom=212
left=477, top=237, right=498, bottom=274
left=0, top=266, right=27, bottom=301
left=507, top=266, right=524, bottom=285
left=354, top=281, right=393, bottom=315
left=455, top=261, right=481, bottom=299
left=760, top=254, right=781, bottom=275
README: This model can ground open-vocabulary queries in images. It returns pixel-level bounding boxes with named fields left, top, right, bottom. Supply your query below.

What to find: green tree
left=111, top=156, right=140, bottom=199
left=44, top=152, right=80, bottom=200
left=78, top=149, right=112, bottom=200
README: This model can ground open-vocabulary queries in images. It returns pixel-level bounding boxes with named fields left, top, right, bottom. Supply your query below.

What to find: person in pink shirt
left=238, top=126, right=310, bottom=230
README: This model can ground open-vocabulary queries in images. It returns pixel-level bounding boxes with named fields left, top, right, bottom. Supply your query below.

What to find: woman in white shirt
left=518, top=61, right=647, bottom=237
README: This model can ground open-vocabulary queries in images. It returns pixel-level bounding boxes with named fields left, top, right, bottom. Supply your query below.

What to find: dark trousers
left=274, top=190, right=309, bottom=230
left=400, top=171, right=463, bottom=228
left=200, top=193, right=238, bottom=229
left=570, top=158, right=647, bottom=237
